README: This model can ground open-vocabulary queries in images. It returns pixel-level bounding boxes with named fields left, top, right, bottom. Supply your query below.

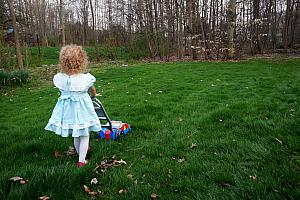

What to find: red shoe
left=77, top=161, right=88, bottom=168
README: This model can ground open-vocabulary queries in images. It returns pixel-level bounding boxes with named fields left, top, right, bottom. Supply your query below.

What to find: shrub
left=0, top=46, right=16, bottom=70
left=0, top=69, right=30, bottom=86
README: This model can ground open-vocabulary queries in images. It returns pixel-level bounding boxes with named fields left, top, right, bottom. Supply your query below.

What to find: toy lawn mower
left=92, top=97, right=131, bottom=140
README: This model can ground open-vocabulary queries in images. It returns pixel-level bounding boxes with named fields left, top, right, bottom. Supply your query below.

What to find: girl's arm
left=88, top=86, right=97, bottom=97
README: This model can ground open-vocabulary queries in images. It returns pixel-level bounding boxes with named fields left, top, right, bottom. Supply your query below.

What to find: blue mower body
left=92, top=97, right=131, bottom=140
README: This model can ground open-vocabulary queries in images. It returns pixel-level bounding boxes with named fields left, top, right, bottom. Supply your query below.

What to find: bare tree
left=4, top=0, right=300, bottom=60
left=253, top=0, right=262, bottom=53
left=7, top=0, right=23, bottom=69
left=59, top=0, right=65, bottom=46
left=227, top=0, right=236, bottom=58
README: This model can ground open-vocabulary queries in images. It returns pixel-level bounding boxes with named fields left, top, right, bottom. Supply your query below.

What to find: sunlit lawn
left=0, top=58, right=299, bottom=199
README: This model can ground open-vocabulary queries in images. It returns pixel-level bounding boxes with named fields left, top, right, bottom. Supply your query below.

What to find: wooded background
left=1, top=0, right=300, bottom=60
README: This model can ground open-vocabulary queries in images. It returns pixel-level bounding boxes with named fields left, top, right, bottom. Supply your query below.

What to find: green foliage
left=0, top=69, right=30, bottom=86
left=47, top=35, right=59, bottom=47
left=0, top=46, right=146, bottom=69
left=26, top=47, right=60, bottom=67
left=86, top=46, right=145, bottom=61
left=0, top=46, right=16, bottom=69
left=128, top=33, right=151, bottom=59
left=1, top=45, right=151, bottom=69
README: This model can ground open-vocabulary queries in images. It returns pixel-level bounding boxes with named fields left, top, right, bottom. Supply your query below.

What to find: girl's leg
left=73, top=137, right=80, bottom=154
left=78, top=135, right=89, bottom=163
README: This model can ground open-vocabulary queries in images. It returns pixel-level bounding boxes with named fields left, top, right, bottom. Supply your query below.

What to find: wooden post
left=36, top=34, right=40, bottom=55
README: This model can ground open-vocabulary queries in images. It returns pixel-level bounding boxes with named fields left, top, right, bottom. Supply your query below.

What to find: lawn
left=0, top=58, right=299, bottom=199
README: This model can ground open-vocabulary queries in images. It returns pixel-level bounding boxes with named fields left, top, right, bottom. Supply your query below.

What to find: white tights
left=73, top=135, right=89, bottom=163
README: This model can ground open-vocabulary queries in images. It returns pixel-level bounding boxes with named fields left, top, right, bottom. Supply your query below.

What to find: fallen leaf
left=83, top=185, right=98, bottom=196
left=249, top=175, right=257, bottom=181
left=113, top=159, right=127, bottom=165
left=94, top=158, right=127, bottom=172
left=39, top=195, right=50, bottom=200
left=90, top=178, right=98, bottom=185
left=20, top=179, right=28, bottom=184
left=10, top=176, right=28, bottom=184
left=190, top=143, right=198, bottom=149
left=10, top=176, right=23, bottom=181
left=66, top=146, right=76, bottom=156
left=151, top=193, right=158, bottom=199
left=54, top=150, right=61, bottom=158
left=83, top=185, right=89, bottom=192
left=127, top=174, right=133, bottom=180
left=118, top=189, right=127, bottom=194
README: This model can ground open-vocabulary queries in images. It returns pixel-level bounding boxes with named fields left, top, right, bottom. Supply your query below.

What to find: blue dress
left=45, top=73, right=101, bottom=137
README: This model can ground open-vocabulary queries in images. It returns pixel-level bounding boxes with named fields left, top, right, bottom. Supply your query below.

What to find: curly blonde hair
left=59, top=44, right=88, bottom=74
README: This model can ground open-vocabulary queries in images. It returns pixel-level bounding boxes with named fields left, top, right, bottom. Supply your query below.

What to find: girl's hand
left=88, top=86, right=97, bottom=97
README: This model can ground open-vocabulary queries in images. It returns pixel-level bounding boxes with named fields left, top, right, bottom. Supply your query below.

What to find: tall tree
left=0, top=0, right=5, bottom=44
left=7, top=0, right=23, bottom=69
left=227, top=0, right=236, bottom=58
left=59, top=0, right=65, bottom=46
left=253, top=0, right=261, bottom=53
left=283, top=0, right=292, bottom=49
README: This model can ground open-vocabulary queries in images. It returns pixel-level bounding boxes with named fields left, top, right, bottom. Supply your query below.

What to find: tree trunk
left=188, top=0, right=197, bottom=60
left=7, top=0, right=24, bottom=69
left=283, top=0, right=292, bottom=49
left=59, top=0, right=65, bottom=46
left=89, top=0, right=96, bottom=45
left=271, top=0, right=277, bottom=49
left=0, top=0, right=4, bottom=44
left=253, top=0, right=261, bottom=53
left=227, top=0, right=236, bottom=58
left=292, top=1, right=300, bottom=46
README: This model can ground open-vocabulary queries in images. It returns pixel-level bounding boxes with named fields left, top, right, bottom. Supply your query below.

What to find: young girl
left=45, top=44, right=101, bottom=167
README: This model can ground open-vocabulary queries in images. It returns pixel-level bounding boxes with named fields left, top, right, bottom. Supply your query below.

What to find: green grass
left=0, top=58, right=300, bottom=199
